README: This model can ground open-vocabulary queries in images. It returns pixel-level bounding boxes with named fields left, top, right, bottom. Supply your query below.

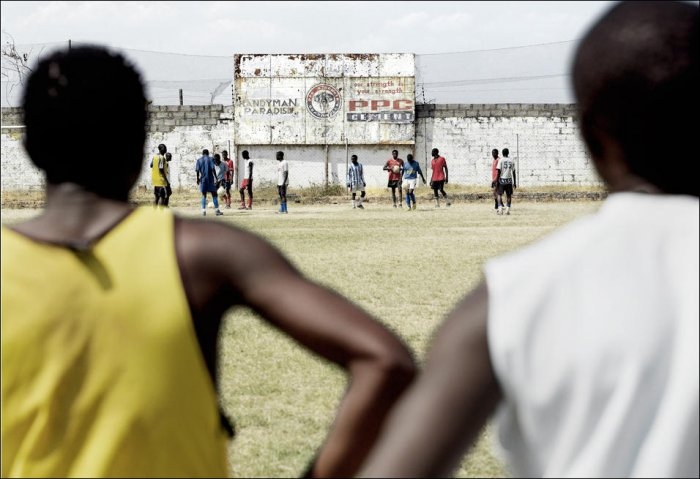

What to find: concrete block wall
left=1, top=103, right=603, bottom=193
left=1, top=105, right=236, bottom=194
left=415, top=103, right=601, bottom=187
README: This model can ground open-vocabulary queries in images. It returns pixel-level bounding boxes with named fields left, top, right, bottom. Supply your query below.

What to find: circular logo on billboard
left=306, top=84, right=341, bottom=119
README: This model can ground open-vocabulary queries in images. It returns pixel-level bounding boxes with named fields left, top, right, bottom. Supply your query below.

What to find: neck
left=608, top=176, right=662, bottom=194
left=11, top=183, right=134, bottom=247
left=45, top=182, right=129, bottom=209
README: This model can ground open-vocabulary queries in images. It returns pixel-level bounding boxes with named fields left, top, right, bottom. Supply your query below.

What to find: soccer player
left=383, top=149, right=404, bottom=208
left=1, top=45, right=417, bottom=478
left=276, top=150, right=289, bottom=213
left=151, top=143, right=170, bottom=209
left=490, top=148, right=500, bottom=212
left=346, top=154, right=366, bottom=209
left=222, top=149, right=234, bottom=208
left=164, top=152, right=173, bottom=207
left=429, top=147, right=451, bottom=207
left=238, top=149, right=254, bottom=210
left=360, top=2, right=698, bottom=477
left=496, top=147, right=516, bottom=215
left=213, top=153, right=228, bottom=212
left=402, top=154, right=426, bottom=210
left=195, top=148, right=222, bottom=216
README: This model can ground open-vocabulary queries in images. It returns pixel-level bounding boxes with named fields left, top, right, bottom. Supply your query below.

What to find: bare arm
left=359, top=281, right=502, bottom=478
left=159, top=158, right=167, bottom=186
left=175, top=219, right=416, bottom=478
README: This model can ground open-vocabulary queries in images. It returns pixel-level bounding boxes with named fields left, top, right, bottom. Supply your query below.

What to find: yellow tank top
left=1, top=208, right=229, bottom=477
left=151, top=154, right=168, bottom=187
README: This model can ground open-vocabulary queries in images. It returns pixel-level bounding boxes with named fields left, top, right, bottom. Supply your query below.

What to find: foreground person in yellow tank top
left=1, top=46, right=416, bottom=478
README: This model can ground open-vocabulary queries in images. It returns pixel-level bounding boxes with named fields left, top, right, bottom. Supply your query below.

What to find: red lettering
left=349, top=100, right=368, bottom=112
left=371, top=100, right=391, bottom=110
left=393, top=99, right=413, bottom=110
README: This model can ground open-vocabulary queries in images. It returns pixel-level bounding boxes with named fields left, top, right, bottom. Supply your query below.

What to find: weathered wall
left=1, top=105, right=235, bottom=193
left=234, top=53, right=415, bottom=146
left=1, top=103, right=602, bottom=192
left=415, top=103, right=600, bottom=187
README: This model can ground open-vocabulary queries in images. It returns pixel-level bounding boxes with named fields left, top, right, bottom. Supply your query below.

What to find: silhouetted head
left=22, top=45, right=147, bottom=200
left=391, top=150, right=398, bottom=158
left=213, top=153, right=221, bottom=164
left=351, top=154, right=358, bottom=164
left=242, top=150, right=250, bottom=159
left=157, top=143, right=167, bottom=155
left=502, top=148, right=509, bottom=157
left=492, top=149, right=499, bottom=159
left=431, top=148, right=439, bottom=157
left=222, top=150, right=229, bottom=159
left=407, top=154, right=414, bottom=162
left=572, top=1, right=698, bottom=195
left=202, top=149, right=209, bottom=156
left=165, top=152, right=172, bottom=162
left=276, top=151, right=284, bottom=161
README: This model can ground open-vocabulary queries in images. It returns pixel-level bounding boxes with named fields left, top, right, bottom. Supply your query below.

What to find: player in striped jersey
left=346, top=154, right=366, bottom=209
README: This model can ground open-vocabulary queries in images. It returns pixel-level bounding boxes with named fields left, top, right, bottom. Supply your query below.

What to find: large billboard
left=233, top=53, right=415, bottom=145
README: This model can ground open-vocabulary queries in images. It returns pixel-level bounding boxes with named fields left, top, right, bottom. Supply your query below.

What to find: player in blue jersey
left=402, top=154, right=427, bottom=210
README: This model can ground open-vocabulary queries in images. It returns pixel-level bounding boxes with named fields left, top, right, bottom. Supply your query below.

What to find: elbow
left=371, top=345, right=418, bottom=391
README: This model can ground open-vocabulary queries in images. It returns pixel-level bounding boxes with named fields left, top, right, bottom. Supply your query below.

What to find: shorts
left=200, top=179, right=217, bottom=194
left=431, top=180, right=445, bottom=190
left=497, top=182, right=514, bottom=196
left=387, top=179, right=401, bottom=189
left=348, top=183, right=366, bottom=193
left=154, top=186, right=169, bottom=199
left=240, top=179, right=252, bottom=190
left=224, top=180, right=232, bottom=192
left=402, top=178, right=417, bottom=190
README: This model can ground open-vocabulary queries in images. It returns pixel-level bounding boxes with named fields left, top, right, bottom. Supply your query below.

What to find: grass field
left=1, top=192, right=603, bottom=477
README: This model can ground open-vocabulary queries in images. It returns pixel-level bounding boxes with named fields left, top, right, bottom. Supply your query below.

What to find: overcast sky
left=1, top=1, right=617, bottom=55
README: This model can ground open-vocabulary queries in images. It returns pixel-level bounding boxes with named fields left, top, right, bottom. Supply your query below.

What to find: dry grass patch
left=1, top=200, right=602, bottom=477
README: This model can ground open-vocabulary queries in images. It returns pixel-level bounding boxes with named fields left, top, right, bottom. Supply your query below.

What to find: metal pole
left=516, top=134, right=520, bottom=187
left=324, top=143, right=329, bottom=189
left=179, top=89, right=183, bottom=106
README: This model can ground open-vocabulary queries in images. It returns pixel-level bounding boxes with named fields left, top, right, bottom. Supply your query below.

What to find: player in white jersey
left=276, top=151, right=289, bottom=214
left=238, top=150, right=254, bottom=210
left=495, top=148, right=516, bottom=215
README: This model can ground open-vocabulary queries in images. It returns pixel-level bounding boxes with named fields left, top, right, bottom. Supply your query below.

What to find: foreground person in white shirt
left=359, top=1, right=699, bottom=477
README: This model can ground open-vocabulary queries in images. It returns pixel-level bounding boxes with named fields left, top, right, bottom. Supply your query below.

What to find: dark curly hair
left=22, top=45, right=148, bottom=199
left=572, top=1, right=698, bottom=196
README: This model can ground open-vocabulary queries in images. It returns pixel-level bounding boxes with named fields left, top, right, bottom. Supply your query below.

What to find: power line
left=416, top=38, right=579, bottom=56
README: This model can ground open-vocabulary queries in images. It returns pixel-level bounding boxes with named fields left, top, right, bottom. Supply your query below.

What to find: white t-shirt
left=484, top=192, right=699, bottom=478
left=277, top=159, right=289, bottom=186
left=242, top=159, right=253, bottom=180
left=496, top=156, right=515, bottom=182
